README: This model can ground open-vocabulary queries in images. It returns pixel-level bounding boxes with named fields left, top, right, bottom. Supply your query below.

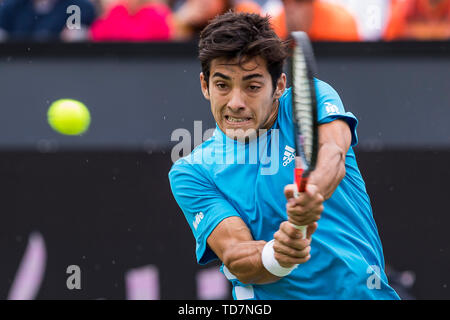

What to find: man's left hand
left=284, top=183, right=325, bottom=227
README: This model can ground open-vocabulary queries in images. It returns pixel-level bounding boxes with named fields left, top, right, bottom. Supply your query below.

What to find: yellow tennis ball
left=47, top=99, right=91, bottom=135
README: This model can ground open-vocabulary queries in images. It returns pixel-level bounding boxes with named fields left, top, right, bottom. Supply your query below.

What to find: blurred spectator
left=234, top=0, right=288, bottom=39
left=383, top=0, right=413, bottom=40
left=236, top=0, right=360, bottom=41
left=321, top=0, right=391, bottom=41
left=390, top=0, right=450, bottom=40
left=325, top=0, right=413, bottom=41
left=0, top=0, right=97, bottom=42
left=326, top=0, right=450, bottom=41
left=90, top=0, right=173, bottom=41
left=171, top=0, right=230, bottom=40
left=281, top=0, right=360, bottom=40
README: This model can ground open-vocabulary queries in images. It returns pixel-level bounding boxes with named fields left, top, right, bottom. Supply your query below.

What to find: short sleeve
left=168, top=159, right=240, bottom=265
left=314, top=79, right=359, bottom=147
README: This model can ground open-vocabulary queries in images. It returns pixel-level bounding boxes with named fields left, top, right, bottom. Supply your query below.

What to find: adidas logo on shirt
left=283, top=145, right=296, bottom=167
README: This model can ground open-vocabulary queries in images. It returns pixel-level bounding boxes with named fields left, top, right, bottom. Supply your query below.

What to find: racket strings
left=292, top=46, right=315, bottom=167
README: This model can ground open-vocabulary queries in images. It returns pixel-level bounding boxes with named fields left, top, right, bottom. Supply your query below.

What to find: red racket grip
left=294, top=168, right=308, bottom=193
left=293, top=168, right=308, bottom=239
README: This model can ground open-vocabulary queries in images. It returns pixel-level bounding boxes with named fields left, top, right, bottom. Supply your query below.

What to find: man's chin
left=222, top=125, right=259, bottom=142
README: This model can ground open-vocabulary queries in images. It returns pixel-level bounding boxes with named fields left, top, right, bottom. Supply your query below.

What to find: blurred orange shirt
left=308, top=1, right=360, bottom=41
left=384, top=0, right=450, bottom=40
left=235, top=0, right=360, bottom=41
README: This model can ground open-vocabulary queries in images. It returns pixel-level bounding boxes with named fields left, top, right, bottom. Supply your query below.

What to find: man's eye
left=216, top=83, right=228, bottom=89
left=248, top=85, right=261, bottom=91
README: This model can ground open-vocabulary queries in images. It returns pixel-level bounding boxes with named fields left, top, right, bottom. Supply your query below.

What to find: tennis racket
left=289, top=31, right=319, bottom=239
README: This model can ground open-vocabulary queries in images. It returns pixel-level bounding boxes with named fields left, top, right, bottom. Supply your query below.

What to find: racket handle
left=295, top=167, right=308, bottom=193
left=291, top=224, right=307, bottom=239
left=292, top=168, right=308, bottom=239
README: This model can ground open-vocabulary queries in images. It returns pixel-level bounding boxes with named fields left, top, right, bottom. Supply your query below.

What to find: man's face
left=200, top=56, right=286, bottom=140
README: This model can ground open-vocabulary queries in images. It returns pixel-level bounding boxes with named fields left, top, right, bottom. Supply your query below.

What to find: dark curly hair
left=198, top=12, right=289, bottom=92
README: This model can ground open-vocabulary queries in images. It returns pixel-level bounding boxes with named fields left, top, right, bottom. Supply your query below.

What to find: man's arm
left=285, top=119, right=352, bottom=226
left=205, top=120, right=350, bottom=282
left=310, top=119, right=352, bottom=199
left=207, top=216, right=314, bottom=284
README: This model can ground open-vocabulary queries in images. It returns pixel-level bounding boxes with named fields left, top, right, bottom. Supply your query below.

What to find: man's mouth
left=225, top=115, right=252, bottom=123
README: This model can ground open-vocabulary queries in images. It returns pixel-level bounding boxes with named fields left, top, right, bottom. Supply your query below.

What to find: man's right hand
left=273, top=221, right=317, bottom=268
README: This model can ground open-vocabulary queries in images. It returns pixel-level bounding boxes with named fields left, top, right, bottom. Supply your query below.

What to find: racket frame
left=289, top=31, right=320, bottom=237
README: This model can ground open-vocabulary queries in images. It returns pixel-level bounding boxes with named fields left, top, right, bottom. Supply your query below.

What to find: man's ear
left=200, top=72, right=210, bottom=100
left=273, top=73, right=287, bottom=100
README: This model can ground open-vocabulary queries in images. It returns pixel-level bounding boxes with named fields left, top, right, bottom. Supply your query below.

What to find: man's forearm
left=222, top=240, right=281, bottom=285
left=309, top=142, right=346, bottom=200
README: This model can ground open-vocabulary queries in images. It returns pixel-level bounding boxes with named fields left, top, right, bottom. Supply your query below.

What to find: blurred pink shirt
left=90, top=2, right=173, bottom=41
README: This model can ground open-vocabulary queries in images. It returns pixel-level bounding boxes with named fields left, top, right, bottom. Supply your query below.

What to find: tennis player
left=169, top=12, right=399, bottom=300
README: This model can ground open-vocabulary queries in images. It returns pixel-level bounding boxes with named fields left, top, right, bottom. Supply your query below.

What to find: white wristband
left=261, top=240, right=298, bottom=277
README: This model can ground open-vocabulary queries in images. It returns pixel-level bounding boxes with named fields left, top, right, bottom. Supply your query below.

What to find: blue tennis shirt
left=169, top=79, right=400, bottom=300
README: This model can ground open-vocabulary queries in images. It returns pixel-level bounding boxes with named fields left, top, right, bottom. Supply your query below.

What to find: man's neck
left=260, top=99, right=280, bottom=132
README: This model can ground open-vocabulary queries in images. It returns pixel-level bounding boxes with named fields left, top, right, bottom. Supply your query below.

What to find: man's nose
left=227, top=89, right=246, bottom=112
